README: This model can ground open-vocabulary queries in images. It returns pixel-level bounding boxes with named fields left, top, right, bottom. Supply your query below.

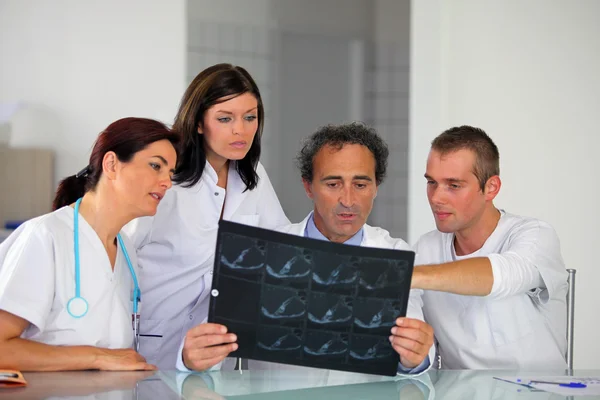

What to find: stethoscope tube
left=67, top=198, right=141, bottom=351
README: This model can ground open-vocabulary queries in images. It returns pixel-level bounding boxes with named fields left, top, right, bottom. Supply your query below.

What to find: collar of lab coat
left=189, top=161, right=247, bottom=220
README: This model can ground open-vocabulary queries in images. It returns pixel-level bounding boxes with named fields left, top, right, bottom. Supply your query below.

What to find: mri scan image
left=209, top=221, right=414, bottom=376
left=265, top=243, right=312, bottom=288
left=260, top=285, right=307, bottom=326
left=256, top=326, right=304, bottom=361
left=307, top=292, right=353, bottom=331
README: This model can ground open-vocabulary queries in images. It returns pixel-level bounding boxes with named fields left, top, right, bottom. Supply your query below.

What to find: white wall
left=0, top=0, right=187, bottom=188
left=187, top=0, right=274, bottom=26
left=411, top=0, right=600, bottom=368
left=272, top=0, right=372, bottom=38
left=187, top=0, right=372, bottom=37
left=374, top=0, right=410, bottom=46
left=367, top=0, right=411, bottom=237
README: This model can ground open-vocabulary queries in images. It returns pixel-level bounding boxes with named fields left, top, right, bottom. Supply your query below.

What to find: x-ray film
left=208, top=220, right=415, bottom=376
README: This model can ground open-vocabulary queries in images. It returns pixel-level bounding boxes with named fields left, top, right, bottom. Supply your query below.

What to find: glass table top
left=1, top=368, right=598, bottom=399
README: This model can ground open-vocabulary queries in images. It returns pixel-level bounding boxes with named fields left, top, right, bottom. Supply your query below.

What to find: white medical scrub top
left=124, top=161, right=289, bottom=369
left=0, top=206, right=137, bottom=348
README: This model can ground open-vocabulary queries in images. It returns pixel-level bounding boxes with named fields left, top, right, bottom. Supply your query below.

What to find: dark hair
left=297, top=122, right=389, bottom=185
left=431, top=125, right=500, bottom=191
left=172, top=63, right=264, bottom=191
left=52, top=117, right=179, bottom=210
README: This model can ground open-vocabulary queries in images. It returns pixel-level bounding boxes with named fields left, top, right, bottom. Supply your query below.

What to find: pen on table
left=0, top=373, right=19, bottom=378
left=528, top=380, right=587, bottom=388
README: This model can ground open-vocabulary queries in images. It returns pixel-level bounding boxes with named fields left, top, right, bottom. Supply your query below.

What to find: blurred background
left=1, top=0, right=599, bottom=368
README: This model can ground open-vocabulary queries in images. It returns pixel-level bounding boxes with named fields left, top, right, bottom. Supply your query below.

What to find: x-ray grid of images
left=208, top=221, right=415, bottom=376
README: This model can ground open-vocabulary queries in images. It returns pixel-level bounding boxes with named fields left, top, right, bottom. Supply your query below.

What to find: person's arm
left=122, top=214, right=155, bottom=250
left=0, top=310, right=155, bottom=371
left=0, top=220, right=154, bottom=372
left=411, top=257, right=494, bottom=295
left=412, top=219, right=560, bottom=298
left=397, top=357, right=430, bottom=375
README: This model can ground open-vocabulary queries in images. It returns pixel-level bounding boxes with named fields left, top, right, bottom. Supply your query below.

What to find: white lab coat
left=415, top=211, right=568, bottom=370
left=124, top=161, right=289, bottom=369
left=0, top=206, right=136, bottom=348
left=189, top=212, right=436, bottom=390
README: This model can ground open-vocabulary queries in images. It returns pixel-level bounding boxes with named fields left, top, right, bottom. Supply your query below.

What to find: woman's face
left=199, top=92, right=259, bottom=167
left=115, top=139, right=177, bottom=217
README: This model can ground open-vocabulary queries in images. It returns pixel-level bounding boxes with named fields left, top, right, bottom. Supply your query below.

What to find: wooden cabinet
left=0, top=145, right=54, bottom=227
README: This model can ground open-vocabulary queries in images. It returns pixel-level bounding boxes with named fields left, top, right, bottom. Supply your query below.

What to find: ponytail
left=52, top=166, right=90, bottom=210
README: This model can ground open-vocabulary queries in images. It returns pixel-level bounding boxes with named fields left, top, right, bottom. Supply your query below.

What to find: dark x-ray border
left=208, top=220, right=415, bottom=376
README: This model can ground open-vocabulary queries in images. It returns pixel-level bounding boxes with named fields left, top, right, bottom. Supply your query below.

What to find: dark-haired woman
left=124, top=64, right=289, bottom=371
left=0, top=117, right=178, bottom=371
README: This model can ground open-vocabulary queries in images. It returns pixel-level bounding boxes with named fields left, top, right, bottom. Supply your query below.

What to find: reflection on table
left=0, top=370, right=177, bottom=400
left=171, top=369, right=432, bottom=400
left=169, top=368, right=597, bottom=400
left=2, top=368, right=596, bottom=400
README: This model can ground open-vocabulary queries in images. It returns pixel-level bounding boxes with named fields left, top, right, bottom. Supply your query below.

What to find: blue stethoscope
left=66, top=198, right=141, bottom=351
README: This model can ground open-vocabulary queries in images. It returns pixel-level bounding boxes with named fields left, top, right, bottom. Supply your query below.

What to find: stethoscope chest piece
left=67, top=296, right=89, bottom=318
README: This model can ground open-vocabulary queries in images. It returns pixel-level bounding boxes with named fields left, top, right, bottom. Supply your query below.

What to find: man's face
left=303, top=143, right=378, bottom=243
left=425, top=149, right=489, bottom=234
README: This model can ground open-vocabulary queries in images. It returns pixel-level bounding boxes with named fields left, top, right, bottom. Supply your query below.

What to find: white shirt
left=124, top=161, right=289, bottom=369
left=177, top=213, right=435, bottom=382
left=0, top=206, right=136, bottom=348
left=415, top=210, right=568, bottom=369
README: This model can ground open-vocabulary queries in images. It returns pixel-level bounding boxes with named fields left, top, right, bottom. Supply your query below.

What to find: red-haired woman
left=0, top=117, right=178, bottom=371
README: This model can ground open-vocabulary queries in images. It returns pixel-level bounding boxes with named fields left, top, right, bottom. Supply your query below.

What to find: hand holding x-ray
left=182, top=323, right=238, bottom=371
left=390, top=317, right=434, bottom=368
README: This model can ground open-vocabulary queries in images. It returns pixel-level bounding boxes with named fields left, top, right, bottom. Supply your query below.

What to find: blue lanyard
left=67, top=198, right=141, bottom=350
